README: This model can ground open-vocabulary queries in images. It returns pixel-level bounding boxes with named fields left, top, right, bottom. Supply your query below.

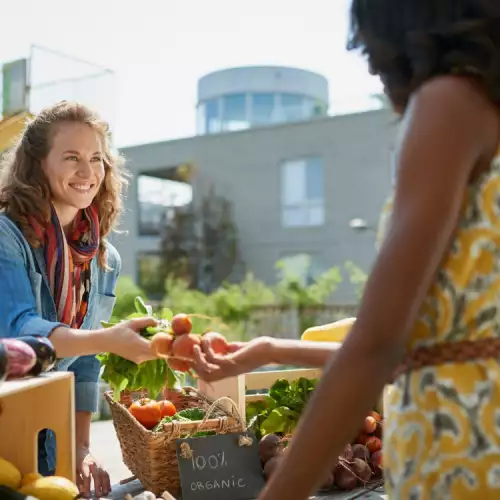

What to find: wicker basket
left=105, top=387, right=245, bottom=496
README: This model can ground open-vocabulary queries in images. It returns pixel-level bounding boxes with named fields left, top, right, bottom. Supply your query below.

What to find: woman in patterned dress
left=192, top=1, right=500, bottom=498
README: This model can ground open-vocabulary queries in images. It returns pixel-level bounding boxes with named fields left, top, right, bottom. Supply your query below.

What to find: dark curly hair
left=347, top=0, right=500, bottom=112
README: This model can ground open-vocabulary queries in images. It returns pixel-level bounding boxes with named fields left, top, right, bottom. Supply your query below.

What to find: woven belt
left=391, top=337, right=500, bottom=382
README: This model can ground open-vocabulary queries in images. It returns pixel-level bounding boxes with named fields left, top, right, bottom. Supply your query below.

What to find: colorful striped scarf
left=28, top=204, right=100, bottom=328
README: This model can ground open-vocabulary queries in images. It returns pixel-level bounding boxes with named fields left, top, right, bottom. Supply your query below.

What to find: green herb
left=97, top=296, right=180, bottom=400
left=152, top=407, right=215, bottom=436
left=246, top=377, right=317, bottom=439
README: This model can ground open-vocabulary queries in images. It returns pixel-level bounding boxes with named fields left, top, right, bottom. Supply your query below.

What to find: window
left=281, top=157, right=324, bottom=227
left=137, top=253, right=164, bottom=297
left=221, top=93, right=248, bottom=131
left=251, top=93, right=275, bottom=126
left=280, top=93, right=305, bottom=123
left=137, top=172, right=193, bottom=236
left=205, top=99, right=221, bottom=134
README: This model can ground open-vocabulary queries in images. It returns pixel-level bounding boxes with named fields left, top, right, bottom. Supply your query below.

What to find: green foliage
left=111, top=276, right=149, bottom=321
left=159, top=259, right=343, bottom=341
left=246, top=377, right=318, bottom=439
left=344, top=261, right=368, bottom=300
left=98, top=296, right=180, bottom=399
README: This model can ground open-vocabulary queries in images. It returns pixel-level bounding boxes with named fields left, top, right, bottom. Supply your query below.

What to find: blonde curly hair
left=0, top=101, right=128, bottom=268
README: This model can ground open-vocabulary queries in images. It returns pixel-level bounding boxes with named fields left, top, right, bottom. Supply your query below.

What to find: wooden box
left=0, top=372, right=76, bottom=482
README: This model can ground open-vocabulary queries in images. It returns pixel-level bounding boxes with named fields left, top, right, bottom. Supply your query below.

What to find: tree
left=158, top=184, right=243, bottom=293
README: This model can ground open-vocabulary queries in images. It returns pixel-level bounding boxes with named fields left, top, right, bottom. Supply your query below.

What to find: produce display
left=125, top=395, right=217, bottom=438
left=0, top=457, right=79, bottom=500
left=246, top=377, right=316, bottom=439
left=248, top=377, right=384, bottom=493
left=98, top=296, right=230, bottom=399
left=0, top=336, right=57, bottom=384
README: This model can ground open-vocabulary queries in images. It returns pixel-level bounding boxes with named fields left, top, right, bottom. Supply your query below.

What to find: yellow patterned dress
left=380, top=156, right=500, bottom=499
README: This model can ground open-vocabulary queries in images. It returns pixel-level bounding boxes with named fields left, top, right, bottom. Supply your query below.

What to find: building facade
left=116, top=106, right=396, bottom=302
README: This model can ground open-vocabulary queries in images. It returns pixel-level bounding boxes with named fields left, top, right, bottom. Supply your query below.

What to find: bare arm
left=259, top=77, right=500, bottom=500
left=192, top=336, right=341, bottom=381
left=269, top=338, right=341, bottom=367
left=49, top=326, right=109, bottom=358
left=75, top=411, right=92, bottom=450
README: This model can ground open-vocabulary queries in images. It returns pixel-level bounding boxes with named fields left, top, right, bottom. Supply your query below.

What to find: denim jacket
left=0, top=214, right=120, bottom=473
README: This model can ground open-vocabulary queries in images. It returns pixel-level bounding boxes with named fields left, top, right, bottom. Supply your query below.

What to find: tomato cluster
left=129, top=398, right=177, bottom=429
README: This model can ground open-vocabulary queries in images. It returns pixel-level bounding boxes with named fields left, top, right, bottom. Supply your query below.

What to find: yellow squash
left=0, top=457, right=21, bottom=489
left=301, top=317, right=356, bottom=343
left=19, top=476, right=79, bottom=500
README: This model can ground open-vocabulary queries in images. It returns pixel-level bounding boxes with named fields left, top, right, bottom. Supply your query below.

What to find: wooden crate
left=198, top=368, right=389, bottom=421
left=0, top=372, right=76, bottom=482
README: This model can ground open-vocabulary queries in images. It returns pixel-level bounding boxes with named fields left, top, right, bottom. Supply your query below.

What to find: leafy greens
left=97, top=296, right=183, bottom=400
left=246, top=377, right=317, bottom=439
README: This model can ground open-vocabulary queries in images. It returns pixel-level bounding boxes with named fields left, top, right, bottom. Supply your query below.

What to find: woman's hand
left=190, top=336, right=275, bottom=381
left=76, top=446, right=111, bottom=498
left=104, top=317, right=158, bottom=363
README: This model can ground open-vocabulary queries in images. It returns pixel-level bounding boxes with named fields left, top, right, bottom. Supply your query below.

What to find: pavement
left=90, top=420, right=132, bottom=486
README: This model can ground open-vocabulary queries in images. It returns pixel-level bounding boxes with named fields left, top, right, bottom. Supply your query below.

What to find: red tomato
left=159, top=400, right=177, bottom=418
left=128, top=398, right=162, bottom=429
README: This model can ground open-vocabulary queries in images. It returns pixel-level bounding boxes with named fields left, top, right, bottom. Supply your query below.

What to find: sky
left=0, top=0, right=382, bottom=148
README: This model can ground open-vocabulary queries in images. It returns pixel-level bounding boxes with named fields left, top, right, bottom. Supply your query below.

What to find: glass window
left=222, top=93, right=248, bottom=131
left=281, top=93, right=305, bottom=122
left=306, top=157, right=323, bottom=201
left=281, top=158, right=325, bottom=228
left=205, top=99, right=221, bottom=134
left=137, top=174, right=193, bottom=236
left=251, top=93, right=275, bottom=126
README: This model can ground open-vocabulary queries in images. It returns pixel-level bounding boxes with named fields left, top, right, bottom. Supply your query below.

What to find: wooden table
left=103, top=479, right=386, bottom=499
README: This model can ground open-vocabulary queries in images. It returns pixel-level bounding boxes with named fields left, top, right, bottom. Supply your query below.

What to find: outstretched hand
left=190, top=336, right=274, bottom=382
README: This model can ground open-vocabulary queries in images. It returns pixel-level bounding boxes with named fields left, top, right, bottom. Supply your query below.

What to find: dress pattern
left=380, top=157, right=500, bottom=499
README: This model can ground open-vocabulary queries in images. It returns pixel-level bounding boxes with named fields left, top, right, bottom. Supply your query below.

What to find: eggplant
left=0, top=341, right=8, bottom=384
left=16, top=336, right=57, bottom=376
left=2, top=339, right=37, bottom=379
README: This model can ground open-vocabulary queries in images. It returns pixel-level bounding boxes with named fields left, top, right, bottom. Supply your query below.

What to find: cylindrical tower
left=196, top=66, right=329, bottom=135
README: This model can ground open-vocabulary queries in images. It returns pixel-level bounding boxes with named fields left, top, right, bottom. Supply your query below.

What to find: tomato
left=128, top=398, right=162, bottom=429
left=159, top=400, right=177, bottom=418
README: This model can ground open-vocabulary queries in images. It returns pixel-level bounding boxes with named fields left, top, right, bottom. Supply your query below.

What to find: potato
left=259, top=434, right=281, bottom=464
left=351, top=458, right=372, bottom=484
left=334, top=464, right=358, bottom=491
left=342, top=443, right=354, bottom=462
left=351, top=444, right=369, bottom=461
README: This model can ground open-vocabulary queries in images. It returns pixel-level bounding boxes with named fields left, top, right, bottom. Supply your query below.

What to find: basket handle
left=186, top=396, right=246, bottom=438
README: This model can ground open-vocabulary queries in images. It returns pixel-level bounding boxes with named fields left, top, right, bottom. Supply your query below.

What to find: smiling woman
left=0, top=101, right=160, bottom=497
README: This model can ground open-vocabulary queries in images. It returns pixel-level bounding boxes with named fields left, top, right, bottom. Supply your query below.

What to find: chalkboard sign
left=176, top=432, right=265, bottom=500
